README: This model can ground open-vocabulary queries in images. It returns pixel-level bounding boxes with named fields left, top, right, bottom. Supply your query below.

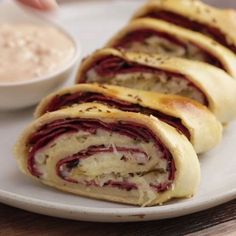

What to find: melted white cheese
left=86, top=69, right=205, bottom=104
left=34, top=128, right=170, bottom=201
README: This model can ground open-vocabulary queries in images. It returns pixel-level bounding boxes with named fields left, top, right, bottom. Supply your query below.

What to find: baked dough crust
left=15, top=103, right=200, bottom=206
left=106, top=18, right=236, bottom=78
left=132, top=0, right=236, bottom=53
left=35, top=83, right=222, bottom=154
left=76, top=48, right=236, bottom=123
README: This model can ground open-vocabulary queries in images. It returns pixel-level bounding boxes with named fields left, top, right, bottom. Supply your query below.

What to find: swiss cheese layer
left=34, top=129, right=171, bottom=205
left=86, top=69, right=205, bottom=104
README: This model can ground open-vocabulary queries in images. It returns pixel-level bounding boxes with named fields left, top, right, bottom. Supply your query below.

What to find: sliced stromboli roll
left=106, top=18, right=236, bottom=77
left=76, top=48, right=236, bottom=123
left=35, top=84, right=222, bottom=154
left=15, top=103, right=200, bottom=206
left=132, top=0, right=236, bottom=54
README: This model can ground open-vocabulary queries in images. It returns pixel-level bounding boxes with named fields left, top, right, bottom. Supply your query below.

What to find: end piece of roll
left=131, top=0, right=236, bottom=54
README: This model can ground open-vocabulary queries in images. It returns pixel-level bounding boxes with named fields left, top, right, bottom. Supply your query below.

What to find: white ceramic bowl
left=0, top=1, right=80, bottom=110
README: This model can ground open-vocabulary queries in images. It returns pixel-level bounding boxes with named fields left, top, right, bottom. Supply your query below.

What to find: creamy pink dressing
left=0, top=23, right=75, bottom=84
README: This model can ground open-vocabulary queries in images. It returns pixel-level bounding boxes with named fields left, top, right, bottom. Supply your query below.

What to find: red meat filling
left=43, top=91, right=191, bottom=140
left=27, top=118, right=176, bottom=192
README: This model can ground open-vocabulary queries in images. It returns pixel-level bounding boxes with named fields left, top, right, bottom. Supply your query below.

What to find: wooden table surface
left=0, top=200, right=235, bottom=236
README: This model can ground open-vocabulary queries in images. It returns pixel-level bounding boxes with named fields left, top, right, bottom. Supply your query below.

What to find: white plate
left=0, top=0, right=235, bottom=223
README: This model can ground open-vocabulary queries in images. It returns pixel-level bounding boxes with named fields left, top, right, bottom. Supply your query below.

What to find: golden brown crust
left=35, top=83, right=222, bottom=154
left=105, top=18, right=236, bottom=78
left=14, top=103, right=200, bottom=206
left=132, top=0, right=236, bottom=52
left=76, top=48, right=236, bottom=123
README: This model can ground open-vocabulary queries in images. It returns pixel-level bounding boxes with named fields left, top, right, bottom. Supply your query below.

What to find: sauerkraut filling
left=43, top=91, right=191, bottom=139
left=139, top=10, right=236, bottom=54
left=114, top=29, right=225, bottom=70
left=27, top=119, right=176, bottom=196
left=82, top=56, right=208, bottom=106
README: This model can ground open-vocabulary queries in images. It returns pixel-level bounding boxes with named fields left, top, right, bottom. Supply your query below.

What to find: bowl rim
left=0, top=12, right=81, bottom=87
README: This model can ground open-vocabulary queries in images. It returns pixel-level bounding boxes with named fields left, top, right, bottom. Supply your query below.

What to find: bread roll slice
left=106, top=18, right=236, bottom=77
left=76, top=48, right=236, bottom=123
left=35, top=84, right=222, bottom=154
left=15, top=103, right=200, bottom=206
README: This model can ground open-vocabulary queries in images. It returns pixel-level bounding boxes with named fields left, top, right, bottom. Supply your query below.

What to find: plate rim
left=0, top=188, right=235, bottom=222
